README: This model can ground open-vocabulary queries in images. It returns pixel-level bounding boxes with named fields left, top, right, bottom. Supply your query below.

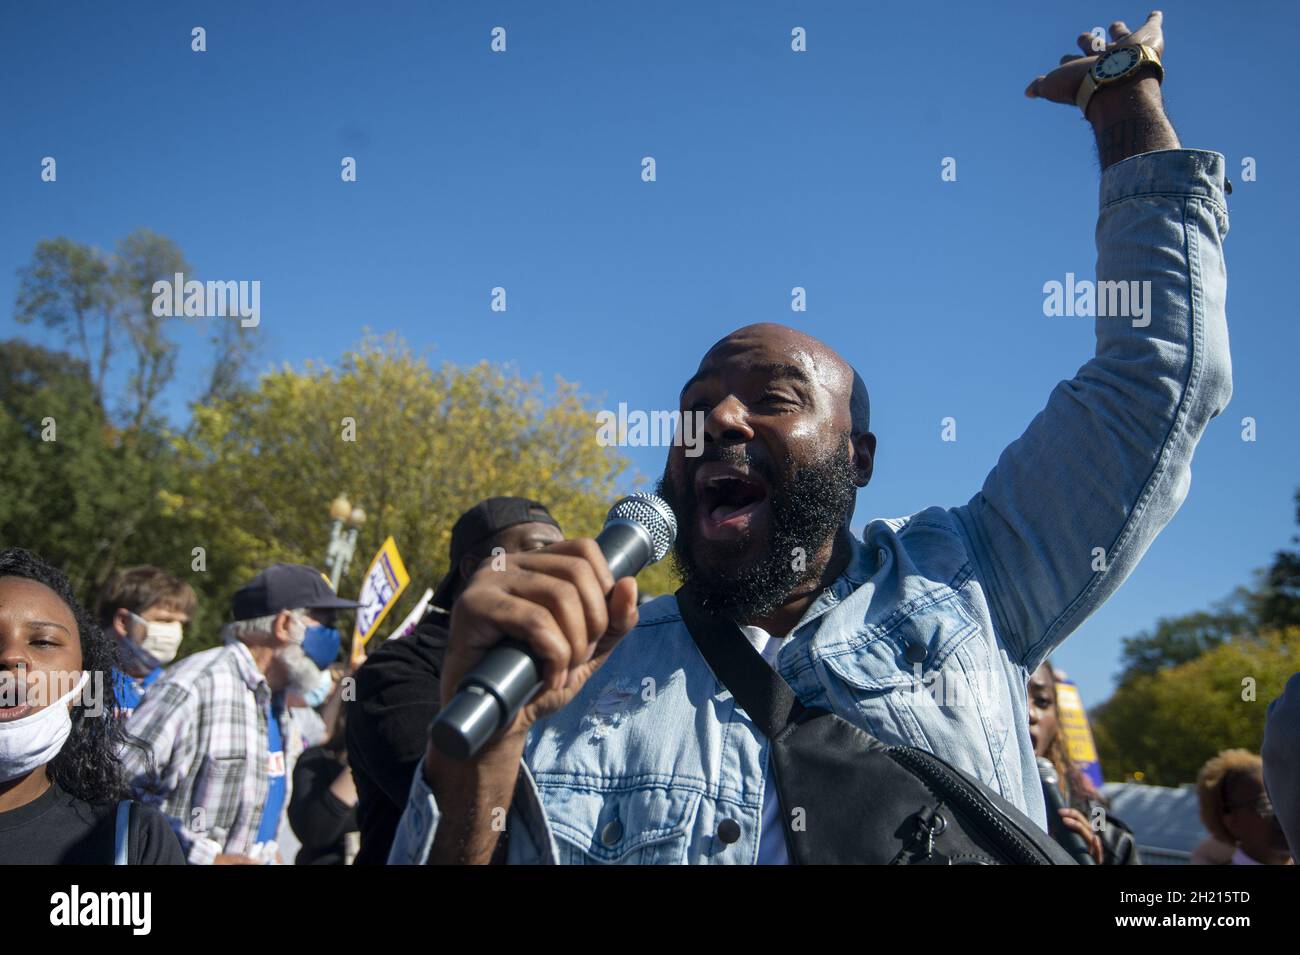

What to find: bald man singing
left=392, top=12, right=1232, bottom=864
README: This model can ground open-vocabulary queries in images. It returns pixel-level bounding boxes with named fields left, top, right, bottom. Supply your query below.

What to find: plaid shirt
left=121, top=638, right=303, bottom=864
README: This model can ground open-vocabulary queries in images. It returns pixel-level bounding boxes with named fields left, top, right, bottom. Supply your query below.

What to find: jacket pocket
left=540, top=782, right=701, bottom=865
left=817, top=593, right=1008, bottom=786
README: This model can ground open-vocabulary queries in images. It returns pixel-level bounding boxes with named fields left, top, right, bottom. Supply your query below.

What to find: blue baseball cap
left=232, top=563, right=360, bottom=621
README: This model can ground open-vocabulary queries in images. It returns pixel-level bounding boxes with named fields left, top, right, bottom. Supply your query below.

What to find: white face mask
left=0, top=670, right=90, bottom=784
left=126, top=612, right=184, bottom=666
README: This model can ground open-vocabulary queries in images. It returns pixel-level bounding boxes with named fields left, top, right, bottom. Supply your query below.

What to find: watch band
left=1076, top=43, right=1163, bottom=117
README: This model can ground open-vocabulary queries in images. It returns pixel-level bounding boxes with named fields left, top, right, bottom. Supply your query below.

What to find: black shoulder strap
left=675, top=586, right=805, bottom=738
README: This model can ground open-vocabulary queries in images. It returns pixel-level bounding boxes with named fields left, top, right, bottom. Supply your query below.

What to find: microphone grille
left=605, top=493, right=678, bottom=564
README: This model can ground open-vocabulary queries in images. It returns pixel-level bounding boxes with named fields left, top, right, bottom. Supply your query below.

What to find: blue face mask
left=300, top=624, right=341, bottom=670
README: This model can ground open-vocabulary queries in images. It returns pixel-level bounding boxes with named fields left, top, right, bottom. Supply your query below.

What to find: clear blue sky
left=2, top=1, right=1297, bottom=707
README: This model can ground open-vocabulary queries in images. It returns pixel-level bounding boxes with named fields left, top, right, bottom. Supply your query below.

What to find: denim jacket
left=391, top=149, right=1232, bottom=864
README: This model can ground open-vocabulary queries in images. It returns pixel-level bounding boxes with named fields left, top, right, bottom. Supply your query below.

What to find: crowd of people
left=6, top=12, right=1300, bottom=871
left=0, top=496, right=578, bottom=864
left=0, top=490, right=1293, bottom=865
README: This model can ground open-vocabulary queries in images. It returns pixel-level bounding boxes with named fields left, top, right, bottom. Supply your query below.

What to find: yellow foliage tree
left=1091, top=627, right=1300, bottom=786
left=173, top=334, right=678, bottom=652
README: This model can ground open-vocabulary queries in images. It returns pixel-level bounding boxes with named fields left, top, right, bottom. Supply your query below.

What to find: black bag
left=676, top=586, right=1074, bottom=865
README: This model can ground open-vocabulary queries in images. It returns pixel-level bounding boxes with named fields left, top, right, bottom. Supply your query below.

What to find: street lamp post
left=325, top=494, right=367, bottom=592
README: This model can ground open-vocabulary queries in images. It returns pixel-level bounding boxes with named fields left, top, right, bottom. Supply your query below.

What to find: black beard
left=656, top=439, right=858, bottom=623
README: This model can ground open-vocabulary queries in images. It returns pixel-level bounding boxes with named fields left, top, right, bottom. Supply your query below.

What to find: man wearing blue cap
left=121, top=563, right=359, bottom=864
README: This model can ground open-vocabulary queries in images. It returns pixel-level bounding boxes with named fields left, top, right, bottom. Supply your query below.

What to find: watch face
left=1095, top=46, right=1140, bottom=80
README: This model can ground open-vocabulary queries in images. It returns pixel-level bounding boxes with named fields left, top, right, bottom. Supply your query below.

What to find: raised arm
left=1025, top=13, right=1179, bottom=169
left=954, top=13, right=1232, bottom=667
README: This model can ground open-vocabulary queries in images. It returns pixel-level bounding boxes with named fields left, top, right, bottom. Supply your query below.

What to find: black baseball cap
left=431, top=497, right=561, bottom=610
left=232, top=563, right=361, bottom=621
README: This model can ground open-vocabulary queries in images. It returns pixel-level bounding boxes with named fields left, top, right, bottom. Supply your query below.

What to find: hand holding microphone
left=431, top=493, right=677, bottom=761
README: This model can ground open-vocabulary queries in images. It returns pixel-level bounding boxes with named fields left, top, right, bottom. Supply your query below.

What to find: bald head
left=694, top=323, right=870, bottom=435
left=660, top=322, right=877, bottom=624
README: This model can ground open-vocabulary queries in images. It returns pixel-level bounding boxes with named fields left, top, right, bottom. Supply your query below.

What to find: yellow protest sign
left=350, top=536, right=410, bottom=664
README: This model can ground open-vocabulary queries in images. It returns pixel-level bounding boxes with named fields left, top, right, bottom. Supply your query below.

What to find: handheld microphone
left=431, top=492, right=678, bottom=761
left=1037, top=756, right=1096, bottom=864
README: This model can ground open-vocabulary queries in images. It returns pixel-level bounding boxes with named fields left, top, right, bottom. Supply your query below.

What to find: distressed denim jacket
left=391, top=149, right=1232, bottom=864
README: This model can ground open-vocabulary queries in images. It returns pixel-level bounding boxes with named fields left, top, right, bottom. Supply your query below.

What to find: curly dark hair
left=0, top=546, right=125, bottom=803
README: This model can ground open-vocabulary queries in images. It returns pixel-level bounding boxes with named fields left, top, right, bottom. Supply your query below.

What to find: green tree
left=0, top=339, right=178, bottom=596
left=7, top=230, right=259, bottom=604
left=1251, top=488, right=1300, bottom=632
left=1108, top=488, right=1300, bottom=691
left=1114, top=589, right=1252, bottom=687
left=171, top=334, right=678, bottom=653
left=14, top=228, right=260, bottom=424
left=1092, top=627, right=1300, bottom=785
left=14, top=238, right=114, bottom=406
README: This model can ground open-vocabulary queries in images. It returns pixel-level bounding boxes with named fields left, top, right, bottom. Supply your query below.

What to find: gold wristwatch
left=1075, top=43, right=1163, bottom=117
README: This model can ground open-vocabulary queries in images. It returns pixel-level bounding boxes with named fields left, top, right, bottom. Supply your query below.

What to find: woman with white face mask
left=96, top=566, right=196, bottom=718
left=0, top=547, right=185, bottom=864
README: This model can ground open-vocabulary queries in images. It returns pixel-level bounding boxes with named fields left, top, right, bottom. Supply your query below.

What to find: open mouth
left=0, top=702, right=34, bottom=723
left=694, top=463, right=770, bottom=539
left=0, top=675, right=34, bottom=722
